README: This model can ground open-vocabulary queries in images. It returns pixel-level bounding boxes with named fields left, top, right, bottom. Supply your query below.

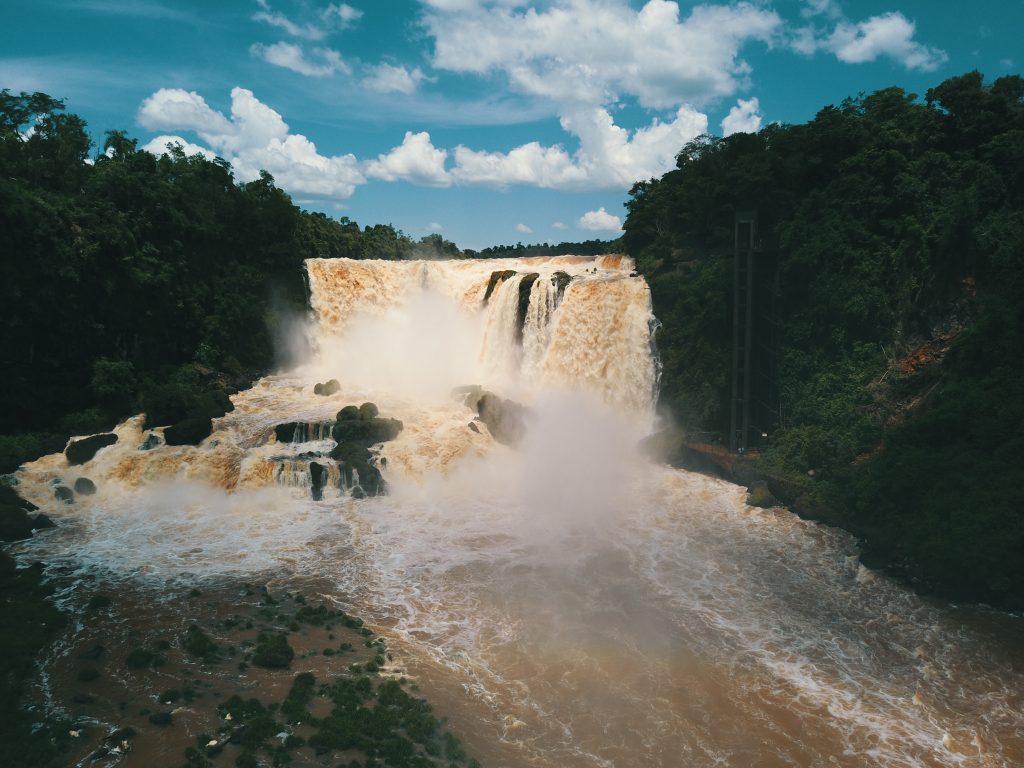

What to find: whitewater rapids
left=10, top=255, right=1024, bottom=767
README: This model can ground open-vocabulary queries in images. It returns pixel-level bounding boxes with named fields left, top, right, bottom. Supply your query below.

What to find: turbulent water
left=11, top=256, right=1024, bottom=767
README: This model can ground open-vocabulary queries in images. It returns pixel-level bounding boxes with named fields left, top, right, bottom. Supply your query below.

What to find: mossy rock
left=164, top=417, right=212, bottom=446
left=336, top=405, right=361, bottom=421
left=252, top=631, right=294, bottom=669
left=65, top=433, right=117, bottom=465
left=358, top=402, right=379, bottom=420
left=746, top=483, right=778, bottom=508
left=332, top=417, right=403, bottom=446
left=181, top=624, right=219, bottom=659
left=73, top=477, right=97, bottom=496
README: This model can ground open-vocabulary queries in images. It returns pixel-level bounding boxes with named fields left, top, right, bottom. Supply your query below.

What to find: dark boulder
left=329, top=443, right=385, bottom=497
left=313, top=379, right=341, bottom=396
left=148, top=712, right=173, bottom=727
left=54, top=485, right=74, bottom=504
left=332, top=417, right=403, bottom=446
left=746, top=483, right=778, bottom=508
left=468, top=421, right=480, bottom=434
left=637, top=427, right=685, bottom=463
left=475, top=392, right=528, bottom=446
left=0, top=504, right=33, bottom=541
left=274, top=422, right=333, bottom=443
left=358, top=402, right=379, bottom=420
left=164, top=417, right=212, bottom=446
left=65, top=433, right=118, bottom=465
left=0, top=485, right=41, bottom=540
left=336, top=405, right=361, bottom=421
left=74, top=477, right=97, bottom=496
left=31, top=513, right=55, bottom=530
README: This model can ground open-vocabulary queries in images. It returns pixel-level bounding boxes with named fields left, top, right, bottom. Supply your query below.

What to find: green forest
left=625, top=71, right=1024, bottom=608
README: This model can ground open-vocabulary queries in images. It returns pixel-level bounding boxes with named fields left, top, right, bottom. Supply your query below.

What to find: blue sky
left=2, top=0, right=1021, bottom=249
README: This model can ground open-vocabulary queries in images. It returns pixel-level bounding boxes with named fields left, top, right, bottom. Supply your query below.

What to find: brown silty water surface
left=11, top=256, right=1024, bottom=767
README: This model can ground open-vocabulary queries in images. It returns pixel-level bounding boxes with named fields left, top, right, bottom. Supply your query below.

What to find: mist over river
left=12, top=256, right=1024, bottom=767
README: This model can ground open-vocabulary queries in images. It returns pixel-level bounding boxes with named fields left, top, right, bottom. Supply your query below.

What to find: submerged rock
left=54, top=485, right=74, bottom=504
left=74, top=477, right=97, bottom=496
left=313, top=379, right=340, bottom=396
left=137, top=433, right=162, bottom=451
left=65, top=433, right=117, bottom=465
left=746, top=483, right=778, bottom=508
left=310, top=462, right=328, bottom=501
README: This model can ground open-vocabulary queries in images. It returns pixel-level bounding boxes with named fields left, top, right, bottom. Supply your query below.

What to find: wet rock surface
left=65, top=433, right=118, bottom=465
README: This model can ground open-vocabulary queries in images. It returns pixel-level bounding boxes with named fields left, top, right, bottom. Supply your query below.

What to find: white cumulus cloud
left=250, top=42, right=349, bottom=77
left=515, top=223, right=532, bottom=233
left=363, top=63, right=429, bottom=94
left=424, top=0, right=781, bottom=110
left=577, top=208, right=622, bottom=232
left=138, top=87, right=364, bottom=198
left=791, top=9, right=947, bottom=72
left=451, top=104, right=707, bottom=190
left=721, top=97, right=761, bottom=136
left=827, top=12, right=948, bottom=71
left=552, top=221, right=567, bottom=230
left=364, top=131, right=450, bottom=186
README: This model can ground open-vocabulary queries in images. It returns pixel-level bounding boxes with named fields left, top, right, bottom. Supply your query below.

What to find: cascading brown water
left=10, top=256, right=1024, bottom=767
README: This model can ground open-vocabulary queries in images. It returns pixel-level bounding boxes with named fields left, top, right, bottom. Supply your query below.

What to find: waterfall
left=15, top=253, right=1019, bottom=768
left=304, top=255, right=657, bottom=415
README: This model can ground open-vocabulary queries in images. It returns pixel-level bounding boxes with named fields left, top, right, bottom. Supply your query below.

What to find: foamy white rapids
left=9, top=255, right=1024, bottom=767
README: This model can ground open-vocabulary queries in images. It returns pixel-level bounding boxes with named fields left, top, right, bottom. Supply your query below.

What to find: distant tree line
left=464, top=238, right=621, bottom=259
left=623, top=71, right=1024, bottom=607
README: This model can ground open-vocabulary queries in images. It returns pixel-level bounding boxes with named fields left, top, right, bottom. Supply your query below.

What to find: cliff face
left=626, top=72, right=1024, bottom=609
